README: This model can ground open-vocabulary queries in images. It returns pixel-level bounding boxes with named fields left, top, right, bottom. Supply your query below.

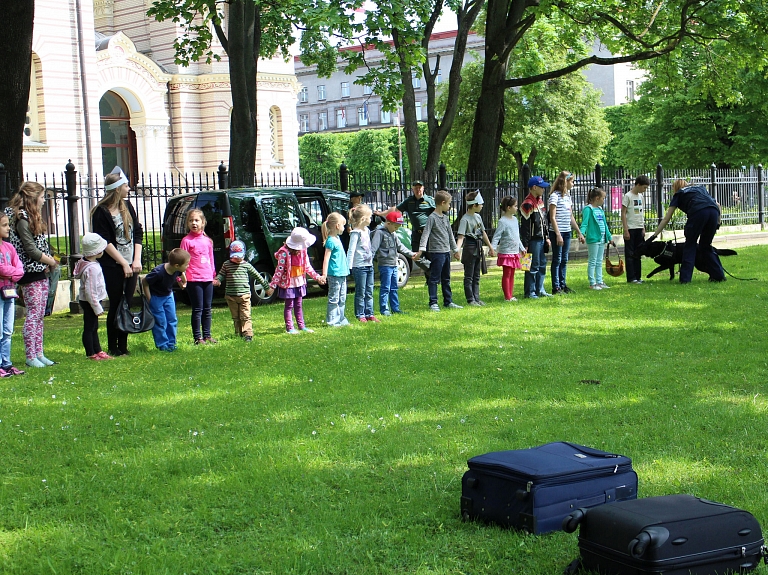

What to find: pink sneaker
left=0, top=368, right=9, bottom=378
left=96, top=351, right=114, bottom=360
left=358, top=317, right=368, bottom=323
left=366, top=316, right=381, bottom=323
left=89, top=354, right=108, bottom=361
left=7, top=366, right=25, bottom=376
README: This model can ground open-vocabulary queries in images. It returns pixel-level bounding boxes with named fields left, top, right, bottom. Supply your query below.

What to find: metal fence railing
left=0, top=161, right=765, bottom=275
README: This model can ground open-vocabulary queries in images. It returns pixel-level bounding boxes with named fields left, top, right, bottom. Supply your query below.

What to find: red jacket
left=269, top=245, right=320, bottom=289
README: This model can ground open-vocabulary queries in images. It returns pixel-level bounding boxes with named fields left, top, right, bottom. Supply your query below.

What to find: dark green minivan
left=161, top=187, right=413, bottom=305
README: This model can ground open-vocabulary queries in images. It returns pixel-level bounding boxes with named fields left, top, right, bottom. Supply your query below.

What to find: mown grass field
left=2, top=245, right=768, bottom=574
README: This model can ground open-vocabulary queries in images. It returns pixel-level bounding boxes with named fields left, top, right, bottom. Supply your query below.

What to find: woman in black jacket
left=90, top=168, right=143, bottom=356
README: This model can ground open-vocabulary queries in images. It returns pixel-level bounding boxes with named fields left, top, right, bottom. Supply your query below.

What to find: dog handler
left=648, top=179, right=725, bottom=283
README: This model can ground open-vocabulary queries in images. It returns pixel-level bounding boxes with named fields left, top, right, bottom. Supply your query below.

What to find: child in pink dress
left=269, top=228, right=326, bottom=333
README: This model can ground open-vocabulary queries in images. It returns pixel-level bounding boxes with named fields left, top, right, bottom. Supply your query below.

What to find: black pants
left=101, top=265, right=137, bottom=354
left=80, top=300, right=102, bottom=356
left=462, top=238, right=482, bottom=303
left=625, top=228, right=645, bottom=282
left=187, top=281, right=214, bottom=340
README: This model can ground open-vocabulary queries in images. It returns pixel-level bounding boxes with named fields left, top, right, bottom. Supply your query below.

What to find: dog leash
left=720, top=266, right=757, bottom=281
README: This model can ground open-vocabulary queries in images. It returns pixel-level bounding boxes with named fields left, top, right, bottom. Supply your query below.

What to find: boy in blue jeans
left=371, top=211, right=416, bottom=315
left=142, top=248, right=190, bottom=351
left=413, top=190, right=462, bottom=312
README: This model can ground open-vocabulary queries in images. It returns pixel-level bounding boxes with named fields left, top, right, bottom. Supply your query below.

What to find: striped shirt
left=215, top=260, right=269, bottom=296
left=548, top=191, right=573, bottom=235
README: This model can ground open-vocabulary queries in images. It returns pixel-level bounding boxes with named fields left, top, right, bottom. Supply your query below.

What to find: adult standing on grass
left=520, top=176, right=552, bottom=299
left=648, top=179, right=725, bottom=283
left=5, top=182, right=59, bottom=368
left=548, top=171, right=584, bottom=294
left=378, top=180, right=433, bottom=272
left=91, top=167, right=143, bottom=356
left=622, top=175, right=650, bottom=284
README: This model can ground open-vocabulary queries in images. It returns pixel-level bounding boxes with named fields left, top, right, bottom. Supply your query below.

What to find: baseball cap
left=386, top=211, right=405, bottom=224
left=230, top=240, right=246, bottom=259
left=528, top=176, right=550, bottom=189
left=412, top=180, right=424, bottom=186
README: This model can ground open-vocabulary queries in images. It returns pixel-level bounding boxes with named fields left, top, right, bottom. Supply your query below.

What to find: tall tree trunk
left=393, top=30, right=423, bottom=182
left=0, top=0, right=34, bottom=185
left=467, top=0, right=532, bottom=173
left=227, top=0, right=258, bottom=185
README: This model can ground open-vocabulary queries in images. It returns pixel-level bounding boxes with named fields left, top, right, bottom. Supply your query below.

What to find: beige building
left=24, top=0, right=301, bottom=183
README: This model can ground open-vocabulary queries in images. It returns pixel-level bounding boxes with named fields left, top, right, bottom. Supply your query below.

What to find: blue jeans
left=587, top=242, right=605, bottom=285
left=549, top=231, right=571, bottom=291
left=523, top=239, right=546, bottom=297
left=427, top=252, right=454, bottom=306
left=352, top=266, right=374, bottom=318
left=0, top=296, right=14, bottom=368
left=326, top=275, right=349, bottom=326
left=149, top=293, right=178, bottom=349
left=378, top=265, right=400, bottom=313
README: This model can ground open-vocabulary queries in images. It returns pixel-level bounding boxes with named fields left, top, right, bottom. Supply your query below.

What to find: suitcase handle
left=562, top=442, right=623, bottom=459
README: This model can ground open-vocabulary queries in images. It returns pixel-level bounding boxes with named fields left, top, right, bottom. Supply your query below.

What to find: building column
left=132, top=123, right=170, bottom=177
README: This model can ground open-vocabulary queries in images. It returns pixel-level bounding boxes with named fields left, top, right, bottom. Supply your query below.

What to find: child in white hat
left=73, top=232, right=111, bottom=360
left=269, top=228, right=326, bottom=333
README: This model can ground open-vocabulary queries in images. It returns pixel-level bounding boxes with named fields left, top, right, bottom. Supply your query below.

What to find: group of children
left=0, top=178, right=649, bottom=364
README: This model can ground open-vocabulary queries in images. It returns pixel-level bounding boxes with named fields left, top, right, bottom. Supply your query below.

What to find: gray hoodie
left=371, top=226, right=415, bottom=267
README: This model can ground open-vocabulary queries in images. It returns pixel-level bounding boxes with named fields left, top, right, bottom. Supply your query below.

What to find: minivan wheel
left=397, top=254, right=411, bottom=289
left=252, top=267, right=278, bottom=305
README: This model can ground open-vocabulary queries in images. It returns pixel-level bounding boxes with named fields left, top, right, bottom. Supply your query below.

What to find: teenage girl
left=5, top=182, right=59, bottom=367
left=548, top=171, right=585, bottom=294
left=347, top=205, right=377, bottom=322
left=269, top=227, right=325, bottom=333
left=580, top=187, right=614, bottom=290
left=0, top=213, right=25, bottom=376
left=491, top=196, right=525, bottom=301
left=180, top=209, right=217, bottom=344
left=322, top=212, right=350, bottom=327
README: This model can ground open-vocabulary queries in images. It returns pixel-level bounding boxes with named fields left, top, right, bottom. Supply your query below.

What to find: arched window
left=269, top=106, right=283, bottom=166
left=99, top=91, right=138, bottom=184
left=24, top=54, right=45, bottom=144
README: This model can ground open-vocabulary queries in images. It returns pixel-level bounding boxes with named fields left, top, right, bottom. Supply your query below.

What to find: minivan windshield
left=260, top=197, right=301, bottom=234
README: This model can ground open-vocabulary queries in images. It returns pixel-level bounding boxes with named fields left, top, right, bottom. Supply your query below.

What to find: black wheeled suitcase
left=563, top=494, right=766, bottom=575
left=460, top=442, right=638, bottom=534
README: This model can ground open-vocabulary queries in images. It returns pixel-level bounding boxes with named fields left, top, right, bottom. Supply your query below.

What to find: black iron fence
left=0, top=160, right=764, bottom=275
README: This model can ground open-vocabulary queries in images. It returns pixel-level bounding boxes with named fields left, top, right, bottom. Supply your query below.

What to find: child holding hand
left=456, top=190, right=495, bottom=306
left=580, top=187, right=614, bottom=290
left=180, top=209, right=217, bottom=344
left=322, top=213, right=350, bottom=327
left=347, top=205, right=377, bottom=322
left=73, top=233, right=110, bottom=360
left=215, top=240, right=273, bottom=341
left=370, top=211, right=415, bottom=315
left=491, top=196, right=525, bottom=301
left=270, top=228, right=325, bottom=333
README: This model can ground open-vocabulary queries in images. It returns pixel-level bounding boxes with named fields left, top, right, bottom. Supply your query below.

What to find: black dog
left=634, top=240, right=736, bottom=280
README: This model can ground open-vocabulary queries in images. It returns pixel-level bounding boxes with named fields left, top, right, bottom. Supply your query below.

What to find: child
left=270, top=227, right=325, bottom=333
left=180, top=208, right=217, bottom=344
left=491, top=196, right=525, bottom=302
left=456, top=190, right=495, bottom=306
left=413, top=189, right=462, bottom=312
left=548, top=171, right=585, bottom=294
left=370, top=211, right=415, bottom=315
left=142, top=248, right=190, bottom=351
left=73, top=232, right=110, bottom=360
left=580, top=187, right=615, bottom=290
left=520, top=176, right=552, bottom=299
left=0, top=213, right=25, bottom=375
left=321, top=213, right=350, bottom=327
left=214, top=240, right=273, bottom=341
left=622, top=175, right=650, bottom=284
left=347, top=205, right=378, bottom=323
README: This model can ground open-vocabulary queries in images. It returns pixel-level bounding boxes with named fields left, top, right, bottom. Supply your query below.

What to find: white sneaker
left=590, top=284, right=603, bottom=290
left=429, top=304, right=441, bottom=312
left=598, top=283, right=611, bottom=289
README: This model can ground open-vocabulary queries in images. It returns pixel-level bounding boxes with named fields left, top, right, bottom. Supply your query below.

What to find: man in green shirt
left=379, top=180, right=434, bottom=271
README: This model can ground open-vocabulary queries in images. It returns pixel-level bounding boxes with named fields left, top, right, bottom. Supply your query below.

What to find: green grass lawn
left=2, top=246, right=768, bottom=574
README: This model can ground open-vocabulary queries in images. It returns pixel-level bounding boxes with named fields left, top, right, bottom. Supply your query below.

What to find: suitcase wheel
left=562, top=508, right=586, bottom=533
left=628, top=532, right=652, bottom=558
left=462, top=510, right=471, bottom=522
left=515, top=489, right=529, bottom=501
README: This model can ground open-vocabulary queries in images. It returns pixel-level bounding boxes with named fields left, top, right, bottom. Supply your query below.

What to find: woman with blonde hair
left=4, top=182, right=59, bottom=367
left=91, top=167, right=143, bottom=355
left=649, top=179, right=724, bottom=283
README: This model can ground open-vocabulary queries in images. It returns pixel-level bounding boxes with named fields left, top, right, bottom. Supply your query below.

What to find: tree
left=467, top=0, right=764, bottom=173
left=346, top=130, right=398, bottom=174
left=0, top=1, right=35, bottom=184
left=605, top=40, right=768, bottom=171
left=148, top=0, right=347, bottom=183
left=438, top=21, right=610, bottom=174
left=298, top=133, right=349, bottom=175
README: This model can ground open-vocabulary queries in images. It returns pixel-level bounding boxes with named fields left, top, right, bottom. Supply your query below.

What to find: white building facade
left=23, top=0, right=301, bottom=183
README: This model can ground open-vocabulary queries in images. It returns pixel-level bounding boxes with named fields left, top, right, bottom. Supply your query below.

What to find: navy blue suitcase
left=460, top=442, right=638, bottom=534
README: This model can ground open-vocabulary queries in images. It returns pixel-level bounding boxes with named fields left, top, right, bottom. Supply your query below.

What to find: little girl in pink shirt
left=180, top=209, right=217, bottom=344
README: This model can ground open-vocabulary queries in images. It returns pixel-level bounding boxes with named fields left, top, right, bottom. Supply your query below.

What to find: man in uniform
left=379, top=180, right=433, bottom=271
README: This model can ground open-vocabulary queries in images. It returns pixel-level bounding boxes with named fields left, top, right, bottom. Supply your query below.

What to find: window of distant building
left=626, top=80, right=635, bottom=102
left=318, top=112, right=328, bottom=131
left=435, top=68, right=442, bottom=85
left=363, top=84, right=373, bottom=95
left=415, top=101, right=422, bottom=121
left=341, top=82, right=350, bottom=98
left=381, top=109, right=391, bottom=124
left=99, top=90, right=138, bottom=185
left=336, top=108, right=346, bottom=128
left=299, top=86, right=308, bottom=103
left=269, top=106, right=284, bottom=165
left=24, top=54, right=45, bottom=145
left=412, top=71, right=421, bottom=89
left=317, top=85, right=326, bottom=101
left=299, top=114, right=309, bottom=132
left=358, top=106, right=368, bottom=126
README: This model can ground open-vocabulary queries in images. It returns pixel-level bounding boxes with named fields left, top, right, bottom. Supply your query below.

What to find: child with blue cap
left=214, top=240, right=273, bottom=341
